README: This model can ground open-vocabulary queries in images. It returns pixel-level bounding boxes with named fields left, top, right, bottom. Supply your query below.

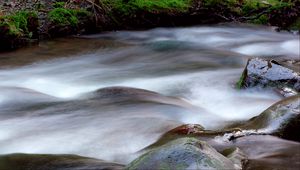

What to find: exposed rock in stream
left=237, top=95, right=300, bottom=141
left=137, top=93, right=299, bottom=169
left=237, top=58, right=300, bottom=97
left=207, top=135, right=300, bottom=170
left=126, top=137, right=241, bottom=170
left=0, top=153, right=125, bottom=170
left=0, top=24, right=299, bottom=169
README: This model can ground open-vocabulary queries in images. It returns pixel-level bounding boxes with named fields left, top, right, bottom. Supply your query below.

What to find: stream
left=0, top=25, right=299, bottom=165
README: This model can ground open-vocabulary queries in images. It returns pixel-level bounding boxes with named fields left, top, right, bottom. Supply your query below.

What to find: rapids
left=0, top=25, right=299, bottom=164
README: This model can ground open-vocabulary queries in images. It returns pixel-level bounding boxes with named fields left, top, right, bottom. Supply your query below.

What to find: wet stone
left=126, top=137, right=238, bottom=170
left=238, top=58, right=300, bottom=97
left=236, top=95, right=300, bottom=142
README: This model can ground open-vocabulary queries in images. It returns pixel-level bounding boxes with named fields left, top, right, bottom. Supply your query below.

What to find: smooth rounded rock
left=126, top=137, right=238, bottom=170
left=239, top=95, right=300, bottom=141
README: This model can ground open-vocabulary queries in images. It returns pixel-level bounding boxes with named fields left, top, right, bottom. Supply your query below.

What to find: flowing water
left=0, top=25, right=299, bottom=164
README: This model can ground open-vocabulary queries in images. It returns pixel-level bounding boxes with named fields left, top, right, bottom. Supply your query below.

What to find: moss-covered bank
left=0, top=0, right=299, bottom=51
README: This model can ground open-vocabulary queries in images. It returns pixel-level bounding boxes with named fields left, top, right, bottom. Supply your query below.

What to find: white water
left=0, top=25, right=298, bottom=164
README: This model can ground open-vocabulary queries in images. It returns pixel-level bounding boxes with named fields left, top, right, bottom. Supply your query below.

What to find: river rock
left=169, top=124, right=205, bottom=134
left=221, top=147, right=247, bottom=170
left=145, top=123, right=245, bottom=151
left=126, top=137, right=238, bottom=170
left=237, top=58, right=300, bottom=97
left=230, top=135, right=300, bottom=170
left=240, top=95, right=300, bottom=141
left=89, top=86, right=196, bottom=109
left=206, top=135, right=300, bottom=170
left=0, top=153, right=125, bottom=170
left=145, top=124, right=205, bottom=149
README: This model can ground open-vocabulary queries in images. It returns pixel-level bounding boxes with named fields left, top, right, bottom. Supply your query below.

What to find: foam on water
left=0, top=25, right=298, bottom=164
left=104, top=26, right=299, bottom=57
left=0, top=95, right=4, bottom=105
left=232, top=40, right=300, bottom=57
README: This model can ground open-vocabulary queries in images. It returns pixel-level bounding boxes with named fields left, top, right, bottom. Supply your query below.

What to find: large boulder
left=0, top=153, right=125, bottom=170
left=238, top=95, right=300, bottom=141
left=237, top=58, right=300, bottom=97
left=126, top=137, right=239, bottom=170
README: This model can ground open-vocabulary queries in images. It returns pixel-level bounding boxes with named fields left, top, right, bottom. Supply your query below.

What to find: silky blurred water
left=0, top=25, right=298, bottom=163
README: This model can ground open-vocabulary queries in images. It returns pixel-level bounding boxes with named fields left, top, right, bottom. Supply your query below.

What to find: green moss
left=132, top=0, right=191, bottom=12
left=73, top=9, right=91, bottom=18
left=241, top=0, right=294, bottom=24
left=204, top=0, right=240, bottom=7
left=48, top=8, right=91, bottom=27
left=242, top=0, right=264, bottom=14
left=236, top=70, right=246, bottom=89
left=53, top=2, right=66, bottom=8
left=48, top=8, right=79, bottom=27
left=104, top=0, right=191, bottom=16
left=0, top=10, right=38, bottom=37
left=241, top=0, right=287, bottom=13
left=289, top=17, right=300, bottom=30
left=252, top=14, right=269, bottom=24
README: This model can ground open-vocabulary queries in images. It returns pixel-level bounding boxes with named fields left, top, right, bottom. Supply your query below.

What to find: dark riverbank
left=0, top=0, right=299, bottom=51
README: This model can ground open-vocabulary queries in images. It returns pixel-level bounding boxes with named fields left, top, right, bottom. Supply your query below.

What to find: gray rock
left=221, top=147, right=247, bottom=169
left=239, top=95, right=300, bottom=141
left=237, top=58, right=300, bottom=97
left=126, top=137, right=238, bottom=170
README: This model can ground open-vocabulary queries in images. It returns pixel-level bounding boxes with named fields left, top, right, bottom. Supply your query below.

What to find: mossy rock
left=48, top=8, right=79, bottom=27
left=0, top=11, right=38, bottom=37
left=0, top=10, right=38, bottom=50
left=47, top=8, right=92, bottom=37
left=126, top=137, right=238, bottom=170
left=0, top=153, right=125, bottom=170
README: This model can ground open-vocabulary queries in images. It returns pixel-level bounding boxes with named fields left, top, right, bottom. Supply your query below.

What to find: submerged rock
left=89, top=86, right=196, bottom=109
left=0, top=153, right=125, bottom=170
left=237, top=58, right=300, bottom=97
left=126, top=137, right=238, bottom=170
left=239, top=95, right=300, bottom=141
